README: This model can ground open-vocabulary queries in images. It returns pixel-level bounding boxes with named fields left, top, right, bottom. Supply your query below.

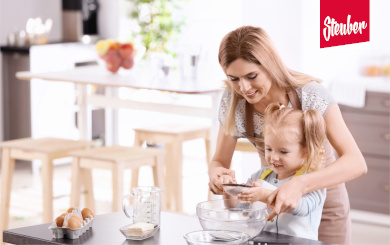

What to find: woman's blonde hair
left=263, top=103, right=326, bottom=172
left=218, top=25, right=321, bottom=135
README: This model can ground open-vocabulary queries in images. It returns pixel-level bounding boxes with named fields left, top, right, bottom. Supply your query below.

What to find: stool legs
left=1, top=148, right=15, bottom=243
left=70, top=157, right=82, bottom=207
left=153, top=155, right=167, bottom=210
left=165, top=141, right=183, bottom=212
left=130, top=134, right=143, bottom=189
left=82, top=169, right=95, bottom=212
left=204, top=138, right=213, bottom=201
left=112, top=164, right=124, bottom=211
left=70, top=157, right=96, bottom=212
left=41, top=156, right=54, bottom=223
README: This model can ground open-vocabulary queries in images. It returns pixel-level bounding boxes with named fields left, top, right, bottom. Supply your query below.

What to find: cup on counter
left=122, top=186, right=163, bottom=226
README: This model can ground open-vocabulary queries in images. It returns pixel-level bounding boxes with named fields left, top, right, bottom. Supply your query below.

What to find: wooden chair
left=0, top=137, right=91, bottom=242
left=68, top=145, right=166, bottom=212
left=235, top=138, right=257, bottom=152
left=133, top=123, right=211, bottom=212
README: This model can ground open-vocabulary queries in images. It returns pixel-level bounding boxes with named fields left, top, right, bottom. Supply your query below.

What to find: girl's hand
left=209, top=167, right=236, bottom=195
left=266, top=178, right=304, bottom=221
left=237, top=181, right=263, bottom=204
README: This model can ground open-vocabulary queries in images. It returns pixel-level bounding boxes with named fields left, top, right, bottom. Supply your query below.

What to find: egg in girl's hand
left=81, top=208, right=94, bottom=220
left=66, top=216, right=82, bottom=229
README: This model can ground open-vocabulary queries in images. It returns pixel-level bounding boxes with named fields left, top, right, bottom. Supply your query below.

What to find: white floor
left=1, top=139, right=390, bottom=245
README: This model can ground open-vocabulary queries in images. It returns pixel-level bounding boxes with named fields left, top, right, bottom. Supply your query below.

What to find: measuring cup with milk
left=122, top=186, right=163, bottom=226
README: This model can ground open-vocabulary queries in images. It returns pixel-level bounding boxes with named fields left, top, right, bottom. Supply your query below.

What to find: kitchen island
left=3, top=212, right=331, bottom=244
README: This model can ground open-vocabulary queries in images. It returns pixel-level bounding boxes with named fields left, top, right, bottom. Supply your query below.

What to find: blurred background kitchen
left=0, top=0, right=389, bottom=244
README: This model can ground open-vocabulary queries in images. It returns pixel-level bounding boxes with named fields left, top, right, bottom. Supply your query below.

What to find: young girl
left=235, top=103, right=327, bottom=240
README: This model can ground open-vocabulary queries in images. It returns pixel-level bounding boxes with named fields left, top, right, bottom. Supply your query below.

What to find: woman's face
left=264, top=130, right=307, bottom=180
left=225, top=58, right=273, bottom=104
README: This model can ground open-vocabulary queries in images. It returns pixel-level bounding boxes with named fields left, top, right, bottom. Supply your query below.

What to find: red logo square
left=320, top=0, right=370, bottom=48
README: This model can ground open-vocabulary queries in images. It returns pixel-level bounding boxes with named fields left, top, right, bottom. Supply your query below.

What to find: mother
left=208, top=25, right=367, bottom=244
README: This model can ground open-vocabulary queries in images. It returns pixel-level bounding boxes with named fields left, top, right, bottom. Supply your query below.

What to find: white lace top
left=218, top=81, right=336, bottom=138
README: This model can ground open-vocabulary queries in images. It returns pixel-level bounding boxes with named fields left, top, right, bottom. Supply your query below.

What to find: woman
left=208, top=25, right=367, bottom=244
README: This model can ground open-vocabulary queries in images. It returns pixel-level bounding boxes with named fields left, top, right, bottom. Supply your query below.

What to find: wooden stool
left=0, top=137, right=91, bottom=241
left=235, top=138, right=257, bottom=152
left=133, top=123, right=211, bottom=212
left=69, top=145, right=166, bottom=212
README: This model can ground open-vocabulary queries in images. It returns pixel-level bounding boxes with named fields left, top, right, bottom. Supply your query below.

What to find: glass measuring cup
left=122, top=186, right=163, bottom=226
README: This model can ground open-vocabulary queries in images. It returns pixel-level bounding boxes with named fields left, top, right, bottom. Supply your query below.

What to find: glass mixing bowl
left=184, top=230, right=250, bottom=245
left=196, top=199, right=269, bottom=238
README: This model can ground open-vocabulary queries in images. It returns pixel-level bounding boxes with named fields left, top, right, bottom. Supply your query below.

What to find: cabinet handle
left=384, top=134, right=390, bottom=140
left=383, top=185, right=390, bottom=191
left=384, top=100, right=390, bottom=107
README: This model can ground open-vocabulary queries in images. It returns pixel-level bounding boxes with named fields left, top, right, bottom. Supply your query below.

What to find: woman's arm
left=299, top=103, right=367, bottom=191
left=266, top=104, right=367, bottom=219
left=208, top=125, right=238, bottom=194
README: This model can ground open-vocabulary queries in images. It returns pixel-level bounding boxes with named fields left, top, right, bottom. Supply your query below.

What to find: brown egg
left=71, top=215, right=83, bottom=224
left=66, top=207, right=76, bottom=213
left=55, top=215, right=65, bottom=227
left=81, top=208, right=94, bottom=220
left=66, top=217, right=82, bottom=229
left=60, top=213, right=67, bottom=217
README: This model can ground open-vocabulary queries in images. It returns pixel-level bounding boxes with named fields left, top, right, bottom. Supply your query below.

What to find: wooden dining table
left=16, top=65, right=224, bottom=212
left=3, top=211, right=332, bottom=245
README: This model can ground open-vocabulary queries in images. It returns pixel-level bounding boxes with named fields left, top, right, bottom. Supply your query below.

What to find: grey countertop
left=3, top=212, right=332, bottom=245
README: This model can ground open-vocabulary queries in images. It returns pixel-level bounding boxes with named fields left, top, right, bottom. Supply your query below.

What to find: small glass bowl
left=119, top=223, right=159, bottom=240
left=184, top=230, right=250, bottom=245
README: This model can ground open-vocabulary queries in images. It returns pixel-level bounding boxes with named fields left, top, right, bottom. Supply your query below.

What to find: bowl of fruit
left=95, top=39, right=135, bottom=73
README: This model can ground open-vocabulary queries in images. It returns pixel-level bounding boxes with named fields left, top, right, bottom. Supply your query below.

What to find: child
left=231, top=103, right=327, bottom=240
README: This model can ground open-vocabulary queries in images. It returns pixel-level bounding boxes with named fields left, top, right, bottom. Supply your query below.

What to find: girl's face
left=225, top=58, right=273, bottom=104
left=264, top=129, right=308, bottom=180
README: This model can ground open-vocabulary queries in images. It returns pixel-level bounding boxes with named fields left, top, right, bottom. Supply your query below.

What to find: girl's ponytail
left=303, top=110, right=326, bottom=172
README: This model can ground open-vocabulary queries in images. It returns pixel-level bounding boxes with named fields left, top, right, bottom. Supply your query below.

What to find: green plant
left=127, top=0, right=186, bottom=56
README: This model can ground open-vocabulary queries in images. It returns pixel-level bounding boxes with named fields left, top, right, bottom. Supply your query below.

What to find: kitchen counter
left=326, top=74, right=390, bottom=93
left=3, top=211, right=331, bottom=244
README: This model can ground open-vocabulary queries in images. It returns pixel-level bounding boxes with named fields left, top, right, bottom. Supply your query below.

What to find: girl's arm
left=208, top=125, right=238, bottom=194
left=266, top=104, right=367, bottom=219
left=238, top=186, right=274, bottom=204
left=290, top=188, right=326, bottom=216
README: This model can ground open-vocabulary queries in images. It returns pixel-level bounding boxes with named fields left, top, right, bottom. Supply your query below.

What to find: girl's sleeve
left=289, top=188, right=327, bottom=216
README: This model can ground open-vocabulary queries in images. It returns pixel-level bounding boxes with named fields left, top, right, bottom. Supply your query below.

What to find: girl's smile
left=265, top=130, right=308, bottom=180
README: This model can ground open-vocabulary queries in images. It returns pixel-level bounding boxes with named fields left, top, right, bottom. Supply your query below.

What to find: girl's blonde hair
left=263, top=103, right=326, bottom=172
left=218, top=25, right=321, bottom=135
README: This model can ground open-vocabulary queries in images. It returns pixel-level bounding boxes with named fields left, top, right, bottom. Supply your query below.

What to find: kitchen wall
left=0, top=0, right=62, bottom=44
left=0, top=0, right=62, bottom=141
left=302, top=0, right=390, bottom=81
left=0, top=0, right=116, bottom=141
left=242, top=0, right=390, bottom=82
left=242, top=0, right=304, bottom=72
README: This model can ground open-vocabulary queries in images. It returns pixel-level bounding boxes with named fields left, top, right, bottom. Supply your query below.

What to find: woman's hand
left=266, top=178, right=304, bottom=221
left=209, top=167, right=236, bottom=195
